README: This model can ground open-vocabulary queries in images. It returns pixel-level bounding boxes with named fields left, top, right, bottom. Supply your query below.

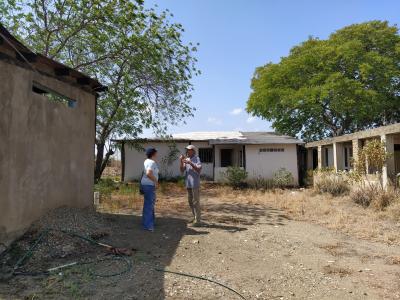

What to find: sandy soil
left=1, top=184, right=400, bottom=299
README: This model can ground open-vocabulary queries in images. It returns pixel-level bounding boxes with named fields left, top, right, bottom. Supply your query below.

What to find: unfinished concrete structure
left=305, top=123, right=400, bottom=187
left=0, top=24, right=106, bottom=245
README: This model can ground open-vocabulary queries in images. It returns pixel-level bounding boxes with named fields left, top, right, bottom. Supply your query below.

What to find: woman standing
left=140, top=147, right=159, bottom=231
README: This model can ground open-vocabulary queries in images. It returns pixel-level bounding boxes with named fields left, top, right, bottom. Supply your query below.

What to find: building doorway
left=220, top=149, right=233, bottom=167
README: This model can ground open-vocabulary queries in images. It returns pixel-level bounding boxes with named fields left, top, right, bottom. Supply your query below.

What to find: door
left=220, top=149, right=233, bottom=167
left=395, top=144, right=400, bottom=174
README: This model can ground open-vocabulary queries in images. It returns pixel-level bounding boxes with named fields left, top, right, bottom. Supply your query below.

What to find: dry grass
left=385, top=256, right=400, bottom=265
left=97, top=181, right=400, bottom=245
left=322, top=265, right=353, bottom=277
left=319, top=242, right=344, bottom=256
left=204, top=185, right=400, bottom=245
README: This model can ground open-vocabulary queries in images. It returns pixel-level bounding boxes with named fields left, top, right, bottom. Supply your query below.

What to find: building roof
left=0, top=23, right=106, bottom=94
left=305, top=123, right=400, bottom=148
left=115, top=131, right=303, bottom=145
left=209, top=131, right=303, bottom=145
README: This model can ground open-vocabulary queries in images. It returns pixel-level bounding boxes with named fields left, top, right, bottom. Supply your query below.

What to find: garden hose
left=155, top=268, right=247, bottom=300
left=4, top=228, right=132, bottom=278
left=1, top=229, right=247, bottom=300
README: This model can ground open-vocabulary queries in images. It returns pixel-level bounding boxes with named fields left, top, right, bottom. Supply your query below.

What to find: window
left=199, top=148, right=213, bottom=163
left=220, top=149, right=233, bottom=167
left=32, top=81, right=77, bottom=108
left=259, top=148, right=284, bottom=153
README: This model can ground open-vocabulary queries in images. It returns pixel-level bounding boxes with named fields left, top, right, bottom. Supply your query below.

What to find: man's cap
left=185, top=145, right=196, bottom=151
left=145, top=147, right=157, bottom=156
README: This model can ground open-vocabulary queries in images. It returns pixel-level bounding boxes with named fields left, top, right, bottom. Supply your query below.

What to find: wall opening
left=32, top=81, right=77, bottom=108
left=220, top=149, right=233, bottom=167
left=199, top=148, right=213, bottom=163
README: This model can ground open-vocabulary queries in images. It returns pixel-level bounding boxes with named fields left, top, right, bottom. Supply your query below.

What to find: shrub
left=247, top=176, right=275, bottom=190
left=272, top=168, right=294, bottom=188
left=351, top=185, right=400, bottom=210
left=224, top=166, right=248, bottom=189
left=350, top=186, right=375, bottom=207
left=314, top=170, right=350, bottom=196
left=94, top=178, right=116, bottom=196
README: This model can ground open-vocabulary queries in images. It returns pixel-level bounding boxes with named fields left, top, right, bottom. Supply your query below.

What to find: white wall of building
left=190, top=142, right=214, bottom=180
left=123, top=141, right=213, bottom=181
left=124, top=141, right=300, bottom=185
left=245, top=144, right=299, bottom=185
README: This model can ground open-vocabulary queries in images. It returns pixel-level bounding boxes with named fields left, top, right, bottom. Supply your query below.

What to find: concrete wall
left=124, top=141, right=300, bottom=184
left=0, top=60, right=95, bottom=245
left=245, top=144, right=299, bottom=185
left=124, top=141, right=214, bottom=181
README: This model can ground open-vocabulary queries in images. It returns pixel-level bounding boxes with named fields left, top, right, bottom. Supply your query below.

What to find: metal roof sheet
left=115, top=131, right=303, bottom=145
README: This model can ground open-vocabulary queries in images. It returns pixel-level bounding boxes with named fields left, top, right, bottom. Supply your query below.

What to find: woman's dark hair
left=145, top=147, right=157, bottom=159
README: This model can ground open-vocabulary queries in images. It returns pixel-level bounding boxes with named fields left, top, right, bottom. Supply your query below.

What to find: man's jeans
left=141, top=184, right=156, bottom=230
left=187, top=188, right=201, bottom=223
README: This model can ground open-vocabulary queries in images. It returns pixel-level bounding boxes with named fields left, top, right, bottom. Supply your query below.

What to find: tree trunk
left=94, top=142, right=115, bottom=183
left=94, top=143, right=105, bottom=183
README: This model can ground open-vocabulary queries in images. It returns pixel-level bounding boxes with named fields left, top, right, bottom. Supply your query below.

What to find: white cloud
left=230, top=108, right=243, bottom=115
left=246, top=116, right=256, bottom=123
left=207, top=117, right=222, bottom=125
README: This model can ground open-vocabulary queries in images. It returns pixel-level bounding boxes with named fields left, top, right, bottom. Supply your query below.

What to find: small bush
left=272, top=168, right=294, bottom=188
left=224, top=167, right=248, bottom=189
left=95, top=178, right=116, bottom=196
left=247, top=176, right=275, bottom=190
left=350, top=187, right=375, bottom=207
left=351, top=185, right=400, bottom=210
left=314, top=170, right=350, bottom=196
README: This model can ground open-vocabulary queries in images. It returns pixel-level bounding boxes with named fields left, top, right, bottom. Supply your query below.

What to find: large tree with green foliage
left=0, top=0, right=199, bottom=182
left=247, top=21, right=400, bottom=142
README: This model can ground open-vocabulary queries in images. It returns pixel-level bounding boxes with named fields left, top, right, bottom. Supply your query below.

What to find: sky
left=143, top=0, right=400, bottom=136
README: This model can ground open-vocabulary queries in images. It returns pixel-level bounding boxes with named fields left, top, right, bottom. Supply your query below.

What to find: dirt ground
left=1, top=183, right=400, bottom=299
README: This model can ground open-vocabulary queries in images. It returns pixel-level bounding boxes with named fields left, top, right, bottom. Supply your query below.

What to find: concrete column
left=333, top=143, right=338, bottom=172
left=352, top=139, right=361, bottom=170
left=381, top=134, right=395, bottom=189
left=333, top=143, right=344, bottom=172
left=317, top=145, right=322, bottom=169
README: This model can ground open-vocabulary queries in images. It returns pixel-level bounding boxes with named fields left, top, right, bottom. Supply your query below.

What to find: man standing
left=180, top=145, right=202, bottom=226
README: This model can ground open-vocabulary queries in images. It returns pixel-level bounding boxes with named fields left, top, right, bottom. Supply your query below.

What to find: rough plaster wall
left=245, top=144, right=299, bottom=185
left=0, top=60, right=95, bottom=245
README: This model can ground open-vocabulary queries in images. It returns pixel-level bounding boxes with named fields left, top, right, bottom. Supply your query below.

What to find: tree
left=247, top=21, right=400, bottom=142
left=0, top=0, right=199, bottom=182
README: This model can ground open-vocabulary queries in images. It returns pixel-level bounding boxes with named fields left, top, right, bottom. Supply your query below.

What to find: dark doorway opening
left=312, top=149, right=318, bottom=169
left=220, top=149, right=233, bottom=167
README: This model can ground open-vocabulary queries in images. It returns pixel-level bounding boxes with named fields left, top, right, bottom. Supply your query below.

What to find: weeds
left=247, top=176, right=275, bottom=190
left=272, top=168, right=294, bottom=188
left=314, top=170, right=350, bottom=196
left=351, top=186, right=400, bottom=210
left=223, top=167, right=248, bottom=189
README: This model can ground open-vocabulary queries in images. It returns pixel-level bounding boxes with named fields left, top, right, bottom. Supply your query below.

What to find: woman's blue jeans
left=141, top=184, right=156, bottom=230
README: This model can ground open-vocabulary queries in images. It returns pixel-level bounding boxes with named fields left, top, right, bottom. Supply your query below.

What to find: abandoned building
left=0, top=24, right=106, bottom=245
left=116, top=131, right=304, bottom=185
left=305, top=123, right=400, bottom=187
